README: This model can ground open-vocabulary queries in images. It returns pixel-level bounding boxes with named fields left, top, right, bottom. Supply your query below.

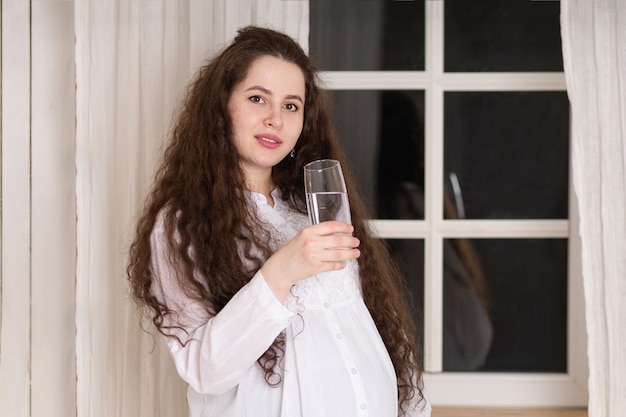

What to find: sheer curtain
left=561, top=1, right=626, bottom=416
left=74, top=1, right=308, bottom=416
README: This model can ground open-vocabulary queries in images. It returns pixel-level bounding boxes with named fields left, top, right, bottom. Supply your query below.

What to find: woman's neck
left=245, top=171, right=275, bottom=207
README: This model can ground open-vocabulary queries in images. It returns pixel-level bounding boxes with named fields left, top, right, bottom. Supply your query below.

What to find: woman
left=128, top=26, right=431, bottom=417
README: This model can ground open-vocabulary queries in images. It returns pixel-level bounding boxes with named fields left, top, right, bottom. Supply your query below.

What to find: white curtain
left=74, top=1, right=308, bottom=416
left=561, top=1, right=626, bottom=416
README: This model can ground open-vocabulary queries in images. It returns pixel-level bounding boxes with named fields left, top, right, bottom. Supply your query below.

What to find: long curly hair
left=127, top=25, right=425, bottom=413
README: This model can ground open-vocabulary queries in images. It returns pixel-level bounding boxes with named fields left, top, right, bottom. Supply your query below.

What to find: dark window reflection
left=443, top=238, right=568, bottom=372
left=442, top=236, right=493, bottom=371
left=444, top=91, right=570, bottom=220
left=385, top=238, right=425, bottom=365
left=328, top=90, right=425, bottom=218
left=310, top=0, right=425, bottom=70
left=445, top=0, right=563, bottom=72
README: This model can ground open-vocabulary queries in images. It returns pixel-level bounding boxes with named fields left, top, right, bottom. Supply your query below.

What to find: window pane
left=386, top=238, right=425, bottom=365
left=445, top=0, right=563, bottom=72
left=442, top=238, right=568, bottom=373
left=329, top=90, right=425, bottom=218
left=310, top=0, right=425, bottom=70
left=444, top=91, right=569, bottom=220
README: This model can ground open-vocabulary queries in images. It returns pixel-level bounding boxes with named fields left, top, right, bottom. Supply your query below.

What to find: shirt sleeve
left=150, top=221, right=295, bottom=396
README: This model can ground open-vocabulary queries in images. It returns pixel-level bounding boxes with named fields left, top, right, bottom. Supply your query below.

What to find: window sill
left=433, top=408, right=587, bottom=417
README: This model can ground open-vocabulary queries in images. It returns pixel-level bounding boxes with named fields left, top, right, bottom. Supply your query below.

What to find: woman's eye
left=249, top=96, right=265, bottom=104
left=284, top=103, right=299, bottom=112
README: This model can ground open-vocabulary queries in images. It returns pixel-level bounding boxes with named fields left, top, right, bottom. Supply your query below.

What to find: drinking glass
left=304, top=159, right=352, bottom=226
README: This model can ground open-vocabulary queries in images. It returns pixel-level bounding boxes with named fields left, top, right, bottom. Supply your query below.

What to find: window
left=310, top=0, right=587, bottom=407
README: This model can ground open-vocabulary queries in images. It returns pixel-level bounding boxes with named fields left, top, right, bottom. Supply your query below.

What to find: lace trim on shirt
left=287, top=261, right=361, bottom=309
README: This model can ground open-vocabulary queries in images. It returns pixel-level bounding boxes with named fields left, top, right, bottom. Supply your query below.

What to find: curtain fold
left=75, top=1, right=191, bottom=416
left=74, top=1, right=308, bottom=416
left=561, top=1, right=626, bottom=416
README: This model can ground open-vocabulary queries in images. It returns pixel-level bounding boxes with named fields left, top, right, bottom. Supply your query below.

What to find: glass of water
left=304, top=159, right=352, bottom=226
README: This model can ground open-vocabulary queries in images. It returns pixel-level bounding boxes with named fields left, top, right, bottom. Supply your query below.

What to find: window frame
left=315, top=1, right=588, bottom=407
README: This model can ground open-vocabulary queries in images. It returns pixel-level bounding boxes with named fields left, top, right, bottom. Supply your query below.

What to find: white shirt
left=150, top=190, right=432, bottom=417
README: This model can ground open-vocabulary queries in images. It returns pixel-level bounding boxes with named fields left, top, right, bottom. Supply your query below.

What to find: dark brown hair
left=127, top=25, right=425, bottom=413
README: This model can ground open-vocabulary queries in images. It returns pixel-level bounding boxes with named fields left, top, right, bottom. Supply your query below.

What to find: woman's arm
left=150, top=220, right=360, bottom=395
left=150, top=226, right=294, bottom=396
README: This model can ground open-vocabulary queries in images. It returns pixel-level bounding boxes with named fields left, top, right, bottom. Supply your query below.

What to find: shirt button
left=324, top=302, right=330, bottom=308
left=336, top=333, right=343, bottom=340
left=351, top=368, right=358, bottom=374
left=360, top=403, right=367, bottom=410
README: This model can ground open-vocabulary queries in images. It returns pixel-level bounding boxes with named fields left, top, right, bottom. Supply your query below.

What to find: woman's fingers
left=308, top=221, right=354, bottom=237
left=323, top=248, right=361, bottom=264
left=327, top=234, right=360, bottom=250
left=301, top=222, right=359, bottom=249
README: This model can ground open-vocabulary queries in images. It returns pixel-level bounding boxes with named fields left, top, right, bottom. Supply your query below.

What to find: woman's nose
left=264, top=107, right=283, bottom=129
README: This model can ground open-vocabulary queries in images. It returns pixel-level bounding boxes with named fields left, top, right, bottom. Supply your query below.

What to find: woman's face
left=228, top=55, right=305, bottom=181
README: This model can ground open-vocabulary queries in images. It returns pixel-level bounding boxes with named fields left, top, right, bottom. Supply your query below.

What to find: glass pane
left=444, top=91, right=569, bottom=220
left=442, top=238, right=568, bottom=373
left=310, top=0, right=425, bottom=71
left=445, top=0, right=563, bottom=72
left=385, top=238, right=425, bottom=365
left=329, top=90, right=425, bottom=219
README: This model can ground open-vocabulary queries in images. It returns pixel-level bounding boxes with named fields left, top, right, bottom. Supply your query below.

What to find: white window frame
left=318, top=1, right=588, bottom=407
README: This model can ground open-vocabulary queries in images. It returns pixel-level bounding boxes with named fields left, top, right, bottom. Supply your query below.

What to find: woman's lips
left=255, top=134, right=282, bottom=149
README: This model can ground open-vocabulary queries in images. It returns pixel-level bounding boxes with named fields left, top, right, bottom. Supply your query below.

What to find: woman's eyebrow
left=244, top=85, right=304, bottom=104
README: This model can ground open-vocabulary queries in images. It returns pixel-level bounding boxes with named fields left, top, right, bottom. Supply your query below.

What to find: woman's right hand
left=260, top=221, right=360, bottom=302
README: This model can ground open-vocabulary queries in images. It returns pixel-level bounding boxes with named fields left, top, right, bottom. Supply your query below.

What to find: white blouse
left=150, top=190, right=431, bottom=417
